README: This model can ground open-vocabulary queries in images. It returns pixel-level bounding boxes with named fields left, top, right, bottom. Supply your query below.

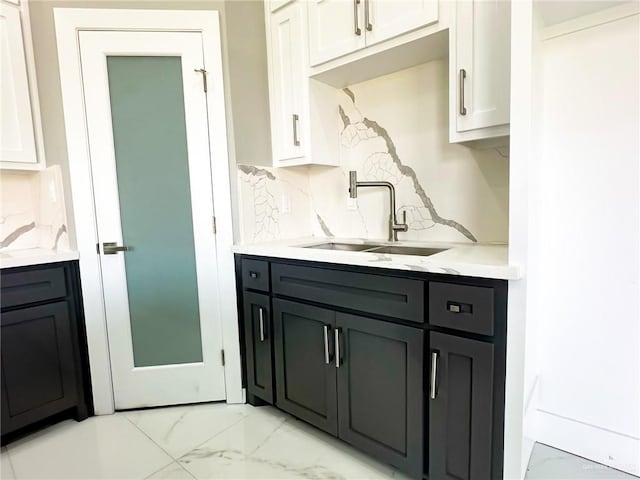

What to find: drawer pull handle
left=353, top=0, right=362, bottom=36
left=258, top=308, right=265, bottom=342
left=447, top=302, right=472, bottom=314
left=323, top=325, right=331, bottom=364
left=365, top=0, right=372, bottom=31
left=292, top=114, right=300, bottom=146
left=249, top=271, right=260, bottom=279
left=335, top=328, right=341, bottom=368
left=430, top=351, right=438, bottom=400
left=459, top=68, right=467, bottom=116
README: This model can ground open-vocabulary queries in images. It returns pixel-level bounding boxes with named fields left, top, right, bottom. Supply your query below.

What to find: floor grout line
left=4, top=447, right=18, bottom=480
left=120, top=414, right=182, bottom=464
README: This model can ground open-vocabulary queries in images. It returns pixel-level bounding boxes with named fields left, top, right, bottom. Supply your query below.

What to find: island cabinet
left=0, top=261, right=92, bottom=441
left=236, top=255, right=507, bottom=479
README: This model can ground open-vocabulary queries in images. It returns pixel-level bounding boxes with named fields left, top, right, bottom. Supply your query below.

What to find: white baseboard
left=536, top=409, right=640, bottom=476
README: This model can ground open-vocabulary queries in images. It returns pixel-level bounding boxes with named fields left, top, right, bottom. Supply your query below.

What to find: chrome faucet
left=349, top=170, right=408, bottom=242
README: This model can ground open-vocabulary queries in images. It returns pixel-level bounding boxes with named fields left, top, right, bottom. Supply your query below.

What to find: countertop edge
left=0, top=250, right=80, bottom=270
left=232, top=242, right=521, bottom=281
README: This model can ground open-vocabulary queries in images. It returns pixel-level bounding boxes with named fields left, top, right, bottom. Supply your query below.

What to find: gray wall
left=28, top=0, right=271, bottom=246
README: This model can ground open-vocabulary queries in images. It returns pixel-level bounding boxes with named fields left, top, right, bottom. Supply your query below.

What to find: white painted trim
left=543, top=2, right=640, bottom=40
left=54, top=8, right=242, bottom=414
left=537, top=410, right=640, bottom=476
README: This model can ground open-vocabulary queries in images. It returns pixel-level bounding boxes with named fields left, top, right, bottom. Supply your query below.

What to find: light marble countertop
left=0, top=248, right=80, bottom=269
left=232, top=237, right=521, bottom=280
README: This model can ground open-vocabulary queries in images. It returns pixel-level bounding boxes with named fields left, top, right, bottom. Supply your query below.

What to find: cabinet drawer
left=241, top=259, right=270, bottom=292
left=429, top=282, right=494, bottom=335
left=1, top=266, right=68, bottom=309
left=272, top=263, right=424, bottom=323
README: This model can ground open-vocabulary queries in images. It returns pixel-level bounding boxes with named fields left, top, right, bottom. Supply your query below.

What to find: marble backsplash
left=0, top=166, right=69, bottom=252
left=238, top=61, right=509, bottom=244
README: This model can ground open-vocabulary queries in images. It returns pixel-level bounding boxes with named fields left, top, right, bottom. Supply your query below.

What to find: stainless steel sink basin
left=367, top=246, right=448, bottom=256
left=303, top=242, right=448, bottom=257
left=303, top=242, right=376, bottom=252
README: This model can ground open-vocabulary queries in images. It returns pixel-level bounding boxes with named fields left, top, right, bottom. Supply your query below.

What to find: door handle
left=258, top=307, right=265, bottom=342
left=353, top=0, right=362, bottom=36
left=430, top=351, right=438, bottom=399
left=102, top=242, right=130, bottom=255
left=292, top=114, right=300, bottom=146
left=323, top=325, right=331, bottom=364
left=459, top=68, right=467, bottom=116
left=364, top=0, right=372, bottom=31
left=335, top=328, right=341, bottom=368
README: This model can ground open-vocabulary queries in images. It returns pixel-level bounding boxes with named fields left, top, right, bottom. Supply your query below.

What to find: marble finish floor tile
left=146, top=461, right=195, bottom=480
left=2, top=402, right=636, bottom=480
left=526, top=443, right=638, bottom=479
left=251, top=418, right=397, bottom=479
left=124, top=402, right=251, bottom=458
left=178, top=406, right=292, bottom=479
left=5, top=415, right=172, bottom=479
left=1, top=447, right=16, bottom=480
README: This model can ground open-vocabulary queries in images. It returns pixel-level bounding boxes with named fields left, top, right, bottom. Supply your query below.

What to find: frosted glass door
left=106, top=56, right=202, bottom=368
left=79, top=30, right=226, bottom=409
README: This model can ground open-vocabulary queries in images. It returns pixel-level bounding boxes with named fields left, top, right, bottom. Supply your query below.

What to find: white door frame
left=55, top=9, right=243, bottom=414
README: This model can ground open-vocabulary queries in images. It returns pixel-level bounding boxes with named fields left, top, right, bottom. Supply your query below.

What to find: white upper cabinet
left=308, top=0, right=366, bottom=67
left=266, top=1, right=339, bottom=167
left=1, top=0, right=42, bottom=168
left=365, top=0, right=438, bottom=47
left=268, top=2, right=305, bottom=162
left=450, top=0, right=511, bottom=143
left=308, top=0, right=438, bottom=67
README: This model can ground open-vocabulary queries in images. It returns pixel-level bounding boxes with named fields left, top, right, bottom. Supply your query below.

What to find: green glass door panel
left=106, top=56, right=203, bottom=367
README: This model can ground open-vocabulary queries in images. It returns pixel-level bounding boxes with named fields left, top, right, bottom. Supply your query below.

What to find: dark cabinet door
left=243, top=292, right=273, bottom=403
left=336, top=313, right=424, bottom=478
left=1, top=302, right=79, bottom=433
left=429, top=332, right=495, bottom=480
left=273, top=298, right=338, bottom=436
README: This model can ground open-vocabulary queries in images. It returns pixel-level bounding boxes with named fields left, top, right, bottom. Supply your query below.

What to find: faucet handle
left=402, top=210, right=407, bottom=225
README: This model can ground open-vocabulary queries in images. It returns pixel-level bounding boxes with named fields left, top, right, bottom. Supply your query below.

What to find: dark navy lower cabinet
left=242, top=292, right=274, bottom=403
left=273, top=299, right=338, bottom=435
left=1, top=261, right=92, bottom=441
left=336, top=312, right=424, bottom=478
left=429, top=332, right=495, bottom=480
left=236, top=255, right=507, bottom=480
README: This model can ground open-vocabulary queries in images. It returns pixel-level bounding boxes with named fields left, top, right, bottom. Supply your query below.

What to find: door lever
left=102, top=242, right=131, bottom=255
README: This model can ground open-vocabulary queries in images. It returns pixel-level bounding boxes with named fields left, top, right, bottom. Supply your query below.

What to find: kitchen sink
left=366, top=246, right=448, bottom=256
left=303, top=242, right=448, bottom=257
left=303, top=242, right=377, bottom=252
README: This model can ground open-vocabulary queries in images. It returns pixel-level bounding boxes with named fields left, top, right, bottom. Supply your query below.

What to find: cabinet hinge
left=221, top=349, right=225, bottom=366
left=212, top=216, right=217, bottom=234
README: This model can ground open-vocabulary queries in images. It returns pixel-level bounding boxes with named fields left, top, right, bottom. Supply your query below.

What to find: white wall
left=532, top=8, right=640, bottom=476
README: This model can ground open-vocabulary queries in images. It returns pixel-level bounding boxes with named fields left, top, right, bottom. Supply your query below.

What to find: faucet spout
left=347, top=171, right=408, bottom=241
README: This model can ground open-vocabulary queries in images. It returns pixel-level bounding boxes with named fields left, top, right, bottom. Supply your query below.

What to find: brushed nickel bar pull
left=335, top=328, right=341, bottom=368
left=323, top=325, right=330, bottom=364
left=430, top=351, right=438, bottom=399
left=459, top=68, right=467, bottom=116
left=354, top=0, right=362, bottom=36
left=292, top=114, right=300, bottom=146
left=365, top=0, right=372, bottom=31
left=259, top=308, right=265, bottom=342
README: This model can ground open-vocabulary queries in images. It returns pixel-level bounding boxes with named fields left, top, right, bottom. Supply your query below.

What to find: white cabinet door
left=308, top=0, right=365, bottom=66
left=365, top=0, right=438, bottom=47
left=454, top=0, right=510, bottom=134
left=268, top=2, right=306, bottom=162
left=0, top=2, right=37, bottom=164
